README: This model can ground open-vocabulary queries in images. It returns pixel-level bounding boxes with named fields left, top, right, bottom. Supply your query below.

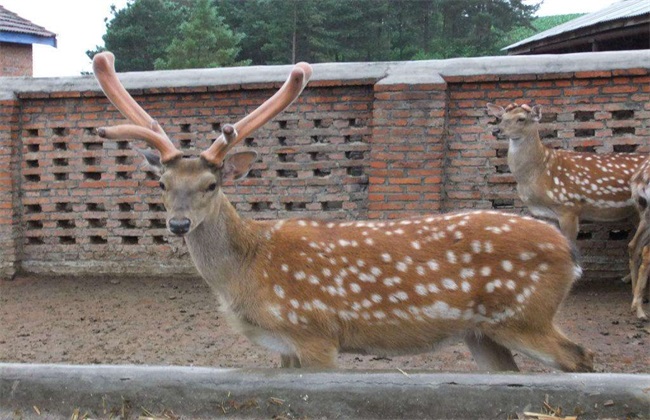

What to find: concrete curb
left=1, top=363, right=648, bottom=419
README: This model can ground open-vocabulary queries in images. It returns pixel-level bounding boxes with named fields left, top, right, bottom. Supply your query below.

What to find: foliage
left=94, top=0, right=560, bottom=70
left=86, top=0, right=187, bottom=71
left=498, top=13, right=584, bottom=51
left=218, top=0, right=541, bottom=63
left=154, top=0, right=250, bottom=69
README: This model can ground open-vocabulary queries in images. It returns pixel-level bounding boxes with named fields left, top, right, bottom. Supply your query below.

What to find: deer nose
left=168, top=217, right=191, bottom=235
left=492, top=127, right=501, bottom=137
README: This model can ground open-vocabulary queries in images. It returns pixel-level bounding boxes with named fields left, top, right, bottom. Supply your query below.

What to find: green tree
left=325, top=0, right=391, bottom=62
left=86, top=0, right=187, bottom=71
left=430, top=0, right=540, bottom=58
left=155, top=0, right=250, bottom=69
left=499, top=13, right=583, bottom=51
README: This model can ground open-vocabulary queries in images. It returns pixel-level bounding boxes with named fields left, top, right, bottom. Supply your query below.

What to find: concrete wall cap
left=0, top=50, right=647, bottom=100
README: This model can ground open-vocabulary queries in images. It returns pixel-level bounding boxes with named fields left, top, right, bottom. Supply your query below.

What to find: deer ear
left=531, top=105, right=542, bottom=122
left=486, top=103, right=505, bottom=118
left=223, top=151, right=258, bottom=180
left=134, top=146, right=163, bottom=177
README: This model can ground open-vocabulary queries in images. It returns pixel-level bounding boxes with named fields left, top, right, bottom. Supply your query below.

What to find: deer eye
left=207, top=182, right=217, bottom=192
left=517, top=116, right=526, bottom=121
left=159, top=182, right=166, bottom=191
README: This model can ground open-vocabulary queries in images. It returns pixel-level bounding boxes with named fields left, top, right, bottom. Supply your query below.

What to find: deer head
left=93, top=52, right=312, bottom=236
left=486, top=103, right=542, bottom=141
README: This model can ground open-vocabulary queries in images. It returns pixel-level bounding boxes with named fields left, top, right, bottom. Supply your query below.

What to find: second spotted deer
left=627, top=159, right=650, bottom=319
left=486, top=103, right=645, bottom=242
left=90, top=52, right=593, bottom=372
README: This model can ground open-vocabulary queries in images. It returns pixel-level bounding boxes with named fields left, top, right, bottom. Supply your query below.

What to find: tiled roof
left=0, top=4, right=56, bottom=39
left=504, top=0, right=650, bottom=50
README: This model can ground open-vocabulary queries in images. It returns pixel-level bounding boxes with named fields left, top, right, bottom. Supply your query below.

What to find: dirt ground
left=0, top=274, right=648, bottom=373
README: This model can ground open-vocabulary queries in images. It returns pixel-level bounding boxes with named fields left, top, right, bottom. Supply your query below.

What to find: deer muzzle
left=168, top=217, right=191, bottom=236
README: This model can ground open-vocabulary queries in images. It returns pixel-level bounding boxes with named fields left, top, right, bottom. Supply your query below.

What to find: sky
left=2, top=0, right=620, bottom=78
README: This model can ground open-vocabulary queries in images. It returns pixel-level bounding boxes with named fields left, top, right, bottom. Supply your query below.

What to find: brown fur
left=486, top=103, right=644, bottom=242
left=91, top=54, right=593, bottom=371
left=153, top=158, right=593, bottom=372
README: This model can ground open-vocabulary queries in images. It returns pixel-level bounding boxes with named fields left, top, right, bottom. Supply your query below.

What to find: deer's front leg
left=558, top=212, right=579, bottom=242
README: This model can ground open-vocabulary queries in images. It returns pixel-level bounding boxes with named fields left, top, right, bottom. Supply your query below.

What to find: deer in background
left=627, top=159, right=650, bottom=319
left=486, top=103, right=646, bottom=243
left=90, top=52, right=593, bottom=372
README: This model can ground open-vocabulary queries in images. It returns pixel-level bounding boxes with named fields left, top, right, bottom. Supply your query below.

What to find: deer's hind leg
left=558, top=212, right=579, bottom=243
left=280, top=354, right=302, bottom=368
left=464, top=333, right=519, bottom=372
left=632, top=245, right=650, bottom=320
left=492, top=326, right=594, bottom=372
left=628, top=218, right=647, bottom=287
left=293, top=337, right=339, bottom=368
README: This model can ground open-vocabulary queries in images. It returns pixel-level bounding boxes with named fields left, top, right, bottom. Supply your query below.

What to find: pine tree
left=154, top=0, right=250, bottom=69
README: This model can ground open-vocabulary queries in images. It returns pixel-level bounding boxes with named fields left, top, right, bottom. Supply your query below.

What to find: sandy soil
left=0, top=275, right=648, bottom=373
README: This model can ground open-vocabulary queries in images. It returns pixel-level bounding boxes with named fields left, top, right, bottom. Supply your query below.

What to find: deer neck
left=184, top=191, right=261, bottom=296
left=507, top=129, right=548, bottom=183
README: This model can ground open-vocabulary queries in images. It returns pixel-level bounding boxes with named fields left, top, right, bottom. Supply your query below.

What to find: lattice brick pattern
left=19, top=86, right=372, bottom=263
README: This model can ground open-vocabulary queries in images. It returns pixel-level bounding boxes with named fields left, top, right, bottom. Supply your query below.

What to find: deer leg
left=280, top=354, right=302, bottom=368
left=464, top=333, right=519, bottom=372
left=628, top=218, right=647, bottom=285
left=294, top=338, right=339, bottom=368
left=558, top=212, right=579, bottom=243
left=632, top=246, right=650, bottom=320
left=493, top=327, right=594, bottom=372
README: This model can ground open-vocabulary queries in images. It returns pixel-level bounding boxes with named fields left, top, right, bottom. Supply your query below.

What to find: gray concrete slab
left=1, top=50, right=648, bottom=100
left=1, top=363, right=648, bottom=419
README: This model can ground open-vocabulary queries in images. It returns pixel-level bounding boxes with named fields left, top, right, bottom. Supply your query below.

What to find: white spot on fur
left=415, top=284, right=427, bottom=295
left=442, top=278, right=458, bottom=290
left=274, top=285, right=285, bottom=298
left=427, top=283, right=440, bottom=293
left=422, top=301, right=461, bottom=319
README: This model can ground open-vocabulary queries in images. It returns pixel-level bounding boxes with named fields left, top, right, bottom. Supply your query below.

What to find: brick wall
left=0, top=42, right=33, bottom=76
left=1, top=51, right=649, bottom=280
left=0, top=98, right=21, bottom=278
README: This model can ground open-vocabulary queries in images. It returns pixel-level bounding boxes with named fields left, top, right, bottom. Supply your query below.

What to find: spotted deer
left=627, top=159, right=650, bottom=319
left=91, top=52, right=593, bottom=371
left=486, top=103, right=645, bottom=243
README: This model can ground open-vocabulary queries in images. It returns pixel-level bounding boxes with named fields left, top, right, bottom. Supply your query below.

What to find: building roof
left=0, top=5, right=57, bottom=47
left=504, top=0, right=649, bottom=52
